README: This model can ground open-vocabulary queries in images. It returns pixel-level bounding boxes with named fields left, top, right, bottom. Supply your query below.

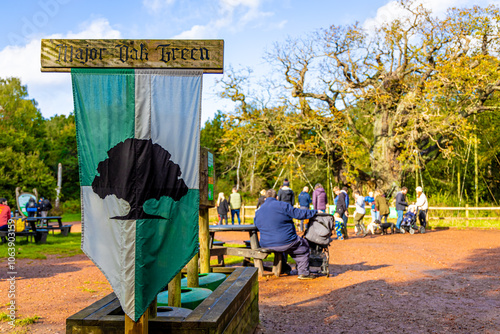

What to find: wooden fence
left=208, top=205, right=500, bottom=225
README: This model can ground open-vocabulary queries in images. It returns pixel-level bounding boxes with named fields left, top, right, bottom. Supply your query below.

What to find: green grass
left=61, top=213, right=81, bottom=223
left=15, top=315, right=40, bottom=326
left=0, top=233, right=82, bottom=260
left=428, top=218, right=500, bottom=229
left=0, top=312, right=11, bottom=322
left=0, top=312, right=40, bottom=327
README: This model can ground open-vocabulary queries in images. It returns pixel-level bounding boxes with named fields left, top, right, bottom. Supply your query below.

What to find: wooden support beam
left=168, top=272, right=182, bottom=308
left=187, top=252, right=200, bottom=287
left=199, top=208, right=210, bottom=274
left=125, top=308, right=149, bottom=334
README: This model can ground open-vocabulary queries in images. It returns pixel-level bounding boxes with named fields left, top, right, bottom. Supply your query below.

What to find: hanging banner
left=72, top=68, right=201, bottom=321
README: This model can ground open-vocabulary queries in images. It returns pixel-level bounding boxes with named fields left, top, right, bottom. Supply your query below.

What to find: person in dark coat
left=395, top=187, right=409, bottom=231
left=334, top=186, right=349, bottom=239
left=312, top=183, right=327, bottom=213
left=256, top=189, right=266, bottom=209
left=254, top=189, right=317, bottom=280
left=216, top=192, right=230, bottom=225
left=25, top=197, right=38, bottom=218
left=277, top=179, right=295, bottom=206
left=298, top=186, right=312, bottom=231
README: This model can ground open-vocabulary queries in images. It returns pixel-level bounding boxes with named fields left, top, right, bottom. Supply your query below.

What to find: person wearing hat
left=415, top=186, right=428, bottom=228
left=278, top=178, right=295, bottom=206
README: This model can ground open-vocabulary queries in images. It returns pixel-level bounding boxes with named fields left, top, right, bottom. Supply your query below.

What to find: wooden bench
left=26, top=216, right=72, bottom=235
left=210, top=246, right=283, bottom=277
left=0, top=229, right=48, bottom=244
left=47, top=224, right=73, bottom=236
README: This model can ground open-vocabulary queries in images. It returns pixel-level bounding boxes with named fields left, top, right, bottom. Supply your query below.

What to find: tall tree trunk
left=371, top=112, right=401, bottom=190
left=249, top=149, right=256, bottom=193
left=236, top=147, right=242, bottom=190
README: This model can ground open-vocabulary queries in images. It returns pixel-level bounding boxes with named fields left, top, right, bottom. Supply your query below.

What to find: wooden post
left=241, top=204, right=245, bottom=224
left=187, top=253, right=199, bottom=287
left=465, top=204, right=469, bottom=227
left=474, top=133, right=479, bottom=208
left=125, top=300, right=156, bottom=334
left=167, top=272, right=182, bottom=307
left=148, top=297, right=157, bottom=319
left=199, top=208, right=210, bottom=274
left=457, top=171, right=461, bottom=202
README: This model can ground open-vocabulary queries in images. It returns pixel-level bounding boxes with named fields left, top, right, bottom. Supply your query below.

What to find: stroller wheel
left=409, top=228, right=415, bottom=235
left=400, top=228, right=405, bottom=234
left=419, top=226, right=426, bottom=234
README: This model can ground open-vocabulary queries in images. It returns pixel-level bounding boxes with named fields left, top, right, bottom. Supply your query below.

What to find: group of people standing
left=216, top=187, right=243, bottom=225
left=216, top=180, right=429, bottom=236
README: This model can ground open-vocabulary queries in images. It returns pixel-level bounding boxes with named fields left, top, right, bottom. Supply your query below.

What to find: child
left=401, top=205, right=417, bottom=228
left=333, top=212, right=345, bottom=240
left=216, top=193, right=229, bottom=225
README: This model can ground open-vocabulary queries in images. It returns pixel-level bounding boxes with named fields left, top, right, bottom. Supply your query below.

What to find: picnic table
left=26, top=216, right=72, bottom=236
left=0, top=217, right=48, bottom=244
left=208, top=224, right=283, bottom=277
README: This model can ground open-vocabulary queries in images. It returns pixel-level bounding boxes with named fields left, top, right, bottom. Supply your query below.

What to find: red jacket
left=0, top=204, right=11, bottom=228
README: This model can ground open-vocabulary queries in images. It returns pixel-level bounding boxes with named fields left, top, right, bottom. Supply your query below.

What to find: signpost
left=42, top=39, right=222, bottom=334
left=41, top=39, right=223, bottom=73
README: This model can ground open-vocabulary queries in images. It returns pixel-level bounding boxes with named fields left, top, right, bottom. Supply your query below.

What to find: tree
left=0, top=77, right=56, bottom=203
left=268, top=2, right=500, bottom=192
left=43, top=114, right=79, bottom=201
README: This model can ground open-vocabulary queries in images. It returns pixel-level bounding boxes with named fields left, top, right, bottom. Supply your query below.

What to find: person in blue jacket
left=254, top=189, right=317, bottom=280
left=298, top=186, right=312, bottom=232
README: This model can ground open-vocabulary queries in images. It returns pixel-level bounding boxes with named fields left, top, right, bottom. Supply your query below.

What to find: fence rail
left=209, top=205, right=500, bottom=224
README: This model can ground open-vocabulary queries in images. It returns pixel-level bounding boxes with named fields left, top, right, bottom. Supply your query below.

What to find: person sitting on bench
left=0, top=198, right=11, bottom=243
left=254, top=189, right=317, bottom=280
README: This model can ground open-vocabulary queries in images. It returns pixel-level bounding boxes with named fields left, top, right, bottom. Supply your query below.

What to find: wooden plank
left=225, top=247, right=270, bottom=260
left=41, top=39, right=223, bottom=73
left=208, top=269, right=258, bottom=332
left=209, top=247, right=227, bottom=256
left=83, top=299, right=122, bottom=326
left=220, top=292, right=259, bottom=334
left=185, top=268, right=244, bottom=323
left=125, top=308, right=149, bottom=334
left=193, top=267, right=257, bottom=327
left=67, top=292, right=118, bottom=326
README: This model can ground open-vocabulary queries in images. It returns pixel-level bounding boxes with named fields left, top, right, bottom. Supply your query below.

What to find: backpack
left=304, top=214, right=335, bottom=246
left=26, top=200, right=37, bottom=212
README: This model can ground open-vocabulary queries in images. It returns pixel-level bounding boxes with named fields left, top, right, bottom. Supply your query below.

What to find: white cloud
left=363, top=0, right=500, bottom=31
left=0, top=18, right=121, bottom=118
left=173, top=0, right=272, bottom=39
left=142, top=0, right=175, bottom=12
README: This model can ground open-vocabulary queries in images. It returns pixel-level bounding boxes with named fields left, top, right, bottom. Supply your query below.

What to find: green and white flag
left=71, top=69, right=201, bottom=321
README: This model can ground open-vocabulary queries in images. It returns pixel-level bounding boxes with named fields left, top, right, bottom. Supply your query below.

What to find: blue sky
left=0, top=0, right=497, bottom=124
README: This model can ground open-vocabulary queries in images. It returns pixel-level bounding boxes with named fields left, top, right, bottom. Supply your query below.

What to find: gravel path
left=0, top=229, right=499, bottom=333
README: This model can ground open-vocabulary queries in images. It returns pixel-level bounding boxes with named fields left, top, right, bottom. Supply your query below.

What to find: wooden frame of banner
left=41, top=40, right=222, bottom=334
left=40, top=39, right=224, bottom=73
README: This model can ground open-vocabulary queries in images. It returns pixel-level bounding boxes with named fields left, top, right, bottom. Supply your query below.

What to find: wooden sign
left=199, top=148, right=215, bottom=208
left=41, top=39, right=224, bottom=73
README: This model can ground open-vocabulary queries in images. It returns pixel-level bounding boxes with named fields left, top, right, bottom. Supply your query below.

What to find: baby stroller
left=303, top=213, right=334, bottom=276
left=400, top=205, right=425, bottom=234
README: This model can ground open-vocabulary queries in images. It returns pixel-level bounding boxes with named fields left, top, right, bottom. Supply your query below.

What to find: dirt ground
left=1, top=227, right=499, bottom=333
